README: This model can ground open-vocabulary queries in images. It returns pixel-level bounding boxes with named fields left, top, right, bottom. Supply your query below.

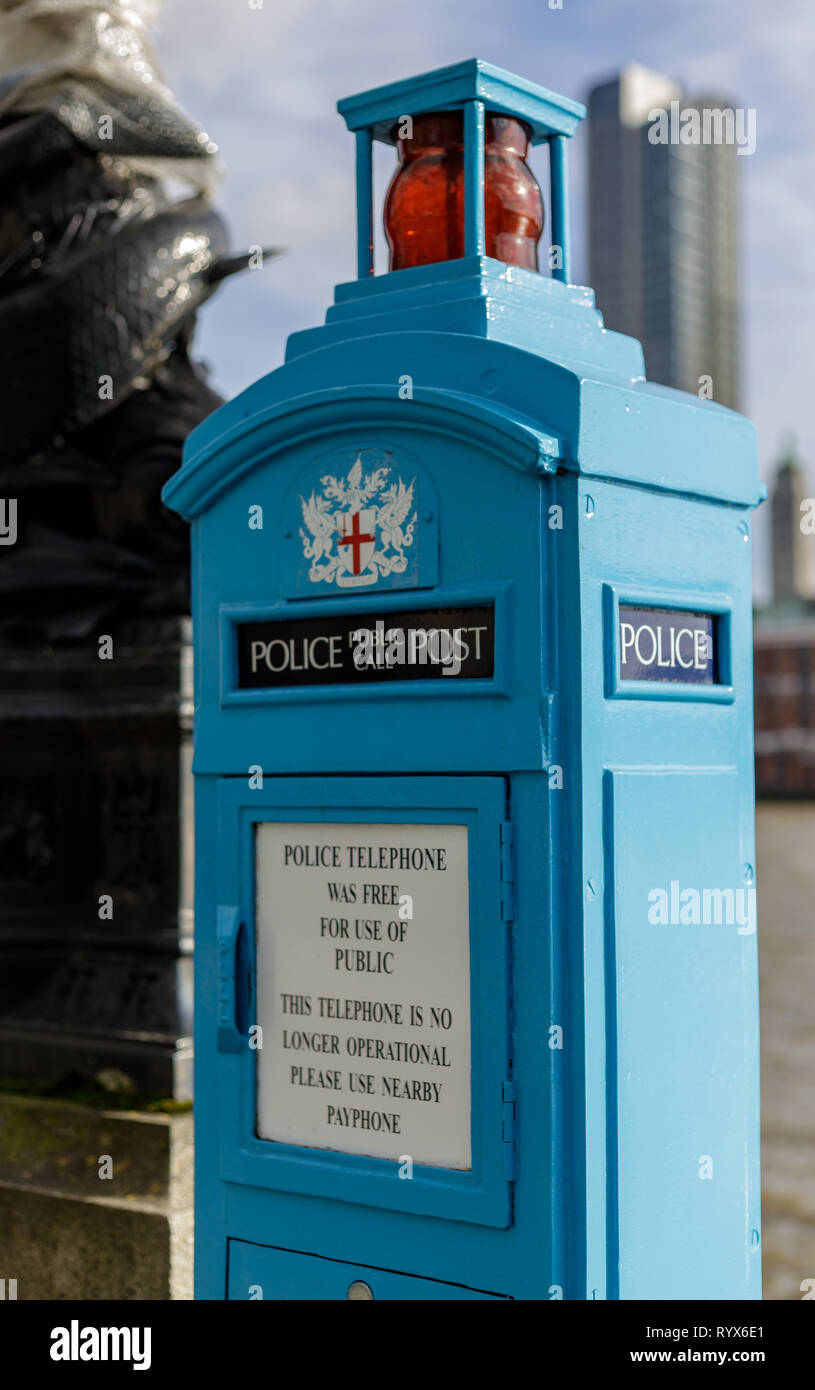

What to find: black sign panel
left=619, top=605, right=718, bottom=684
left=237, top=604, right=495, bottom=689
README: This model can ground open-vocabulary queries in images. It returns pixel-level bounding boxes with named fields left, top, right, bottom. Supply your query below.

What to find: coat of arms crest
left=299, top=454, right=417, bottom=589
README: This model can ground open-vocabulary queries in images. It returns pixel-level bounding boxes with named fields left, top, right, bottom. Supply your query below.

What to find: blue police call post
left=163, top=60, right=763, bottom=1301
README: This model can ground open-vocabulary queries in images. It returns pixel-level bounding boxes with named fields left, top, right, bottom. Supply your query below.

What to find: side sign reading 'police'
left=619, top=605, right=718, bottom=684
left=237, top=604, right=494, bottom=688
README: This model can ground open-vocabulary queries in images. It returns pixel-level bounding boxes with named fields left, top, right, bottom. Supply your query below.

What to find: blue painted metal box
left=163, top=60, right=763, bottom=1301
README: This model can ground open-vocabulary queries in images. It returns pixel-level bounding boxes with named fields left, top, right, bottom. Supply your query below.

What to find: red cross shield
left=337, top=508, right=376, bottom=579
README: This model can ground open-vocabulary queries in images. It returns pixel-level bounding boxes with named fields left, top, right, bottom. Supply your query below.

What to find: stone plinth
left=0, top=1093, right=192, bottom=1300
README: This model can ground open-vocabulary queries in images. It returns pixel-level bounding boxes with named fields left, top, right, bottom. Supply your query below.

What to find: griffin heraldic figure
left=0, top=0, right=270, bottom=640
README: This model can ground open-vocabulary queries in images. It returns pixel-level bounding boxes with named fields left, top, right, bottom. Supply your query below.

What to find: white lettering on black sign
left=619, top=605, right=718, bottom=684
left=255, top=822, right=471, bottom=1169
left=236, top=604, right=494, bottom=688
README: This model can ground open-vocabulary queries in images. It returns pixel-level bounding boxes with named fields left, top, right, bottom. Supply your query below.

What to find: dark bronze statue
left=0, top=0, right=251, bottom=640
left=0, top=1, right=267, bottom=1094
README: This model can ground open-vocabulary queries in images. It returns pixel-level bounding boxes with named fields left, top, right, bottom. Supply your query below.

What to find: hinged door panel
left=214, top=775, right=513, bottom=1228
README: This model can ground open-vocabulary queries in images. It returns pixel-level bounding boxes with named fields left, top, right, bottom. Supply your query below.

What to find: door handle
left=217, top=905, right=253, bottom=1052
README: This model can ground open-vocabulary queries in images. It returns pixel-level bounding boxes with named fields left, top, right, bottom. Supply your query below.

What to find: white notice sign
left=255, top=821, right=471, bottom=1169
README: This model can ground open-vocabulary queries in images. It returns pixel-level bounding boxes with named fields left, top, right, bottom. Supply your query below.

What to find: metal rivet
left=347, top=1280, right=374, bottom=1300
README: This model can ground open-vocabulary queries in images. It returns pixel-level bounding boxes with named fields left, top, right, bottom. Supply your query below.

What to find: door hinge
left=500, top=820, right=515, bottom=924
left=502, top=1078, right=517, bottom=1181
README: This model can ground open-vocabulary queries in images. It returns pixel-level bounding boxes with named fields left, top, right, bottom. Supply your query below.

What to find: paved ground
left=757, top=802, right=815, bottom=1300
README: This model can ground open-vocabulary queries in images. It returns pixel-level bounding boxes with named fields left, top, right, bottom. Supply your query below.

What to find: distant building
left=754, top=450, right=815, bottom=795
left=587, top=64, right=741, bottom=410
left=754, top=619, right=815, bottom=795
left=771, top=446, right=815, bottom=606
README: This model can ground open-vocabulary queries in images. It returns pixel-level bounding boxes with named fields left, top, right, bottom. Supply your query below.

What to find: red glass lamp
left=337, top=59, right=585, bottom=283
left=384, top=111, right=543, bottom=272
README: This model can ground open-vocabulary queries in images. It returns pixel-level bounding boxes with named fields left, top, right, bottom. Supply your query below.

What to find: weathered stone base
left=0, top=1094, right=192, bottom=1300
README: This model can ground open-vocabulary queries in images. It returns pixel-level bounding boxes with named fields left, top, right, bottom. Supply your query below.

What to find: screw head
left=347, top=1281, right=374, bottom=1300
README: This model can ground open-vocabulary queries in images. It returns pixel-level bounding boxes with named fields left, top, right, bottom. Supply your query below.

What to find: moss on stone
left=0, top=1074, right=191, bottom=1114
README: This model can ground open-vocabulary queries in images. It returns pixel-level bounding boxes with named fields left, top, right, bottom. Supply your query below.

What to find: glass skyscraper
left=588, top=64, right=741, bottom=411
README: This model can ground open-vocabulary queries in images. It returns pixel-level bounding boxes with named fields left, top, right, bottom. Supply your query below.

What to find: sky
left=157, top=0, right=815, bottom=600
